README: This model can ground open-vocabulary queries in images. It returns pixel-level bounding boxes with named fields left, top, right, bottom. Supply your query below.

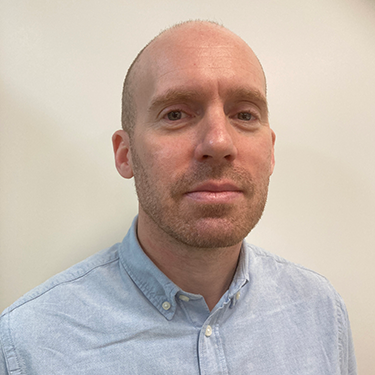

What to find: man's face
left=127, top=25, right=275, bottom=248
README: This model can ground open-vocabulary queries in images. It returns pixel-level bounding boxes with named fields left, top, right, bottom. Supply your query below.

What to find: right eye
left=166, top=111, right=184, bottom=121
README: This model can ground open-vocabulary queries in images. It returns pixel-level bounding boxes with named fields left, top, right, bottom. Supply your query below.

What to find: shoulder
left=243, top=243, right=356, bottom=374
left=244, top=242, right=353, bottom=344
left=0, top=243, right=123, bottom=372
left=246, top=242, right=333, bottom=284
left=1, top=243, right=121, bottom=317
left=244, top=242, right=346, bottom=310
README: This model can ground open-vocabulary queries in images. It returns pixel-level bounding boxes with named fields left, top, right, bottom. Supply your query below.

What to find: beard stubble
left=131, top=145, right=270, bottom=249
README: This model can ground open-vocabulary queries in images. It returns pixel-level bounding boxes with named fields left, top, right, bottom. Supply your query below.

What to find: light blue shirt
left=0, top=218, right=356, bottom=374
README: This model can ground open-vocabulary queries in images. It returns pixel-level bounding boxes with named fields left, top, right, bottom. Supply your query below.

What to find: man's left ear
left=112, top=130, right=134, bottom=179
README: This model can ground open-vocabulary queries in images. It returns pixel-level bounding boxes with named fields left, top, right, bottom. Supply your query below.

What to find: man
left=0, top=21, right=356, bottom=374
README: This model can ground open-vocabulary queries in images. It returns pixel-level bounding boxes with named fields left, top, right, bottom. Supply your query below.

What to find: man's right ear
left=112, top=130, right=134, bottom=179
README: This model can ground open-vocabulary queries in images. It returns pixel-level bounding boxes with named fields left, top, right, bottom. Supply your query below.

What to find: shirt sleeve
left=0, top=336, right=10, bottom=375
left=0, top=312, right=16, bottom=375
left=346, top=327, right=357, bottom=375
left=337, top=296, right=357, bottom=375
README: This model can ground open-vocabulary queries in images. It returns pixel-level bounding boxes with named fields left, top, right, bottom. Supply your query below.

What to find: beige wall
left=1, top=0, right=374, bottom=372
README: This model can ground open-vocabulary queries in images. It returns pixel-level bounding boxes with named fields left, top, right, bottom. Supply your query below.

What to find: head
left=113, top=20, right=275, bottom=248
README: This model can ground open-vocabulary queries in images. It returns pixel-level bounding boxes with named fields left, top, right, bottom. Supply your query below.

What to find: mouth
left=185, top=181, right=243, bottom=203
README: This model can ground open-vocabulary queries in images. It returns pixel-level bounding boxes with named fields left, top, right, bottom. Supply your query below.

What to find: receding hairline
left=124, top=21, right=228, bottom=96
left=121, top=20, right=267, bottom=134
left=130, top=20, right=264, bottom=83
left=130, top=21, right=226, bottom=74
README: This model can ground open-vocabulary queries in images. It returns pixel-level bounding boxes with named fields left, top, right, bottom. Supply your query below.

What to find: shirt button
left=162, top=301, right=171, bottom=310
left=205, top=325, right=213, bottom=337
left=178, top=295, right=190, bottom=302
left=236, top=291, right=241, bottom=300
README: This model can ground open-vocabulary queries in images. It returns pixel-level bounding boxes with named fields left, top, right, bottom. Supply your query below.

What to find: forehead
left=133, top=25, right=266, bottom=113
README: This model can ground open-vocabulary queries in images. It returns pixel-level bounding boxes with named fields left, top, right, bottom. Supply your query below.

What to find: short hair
left=121, top=45, right=146, bottom=137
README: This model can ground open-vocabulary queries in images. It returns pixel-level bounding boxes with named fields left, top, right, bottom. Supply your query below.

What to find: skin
left=113, top=22, right=275, bottom=310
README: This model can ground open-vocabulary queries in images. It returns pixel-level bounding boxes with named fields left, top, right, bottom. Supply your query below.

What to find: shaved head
left=121, top=20, right=266, bottom=136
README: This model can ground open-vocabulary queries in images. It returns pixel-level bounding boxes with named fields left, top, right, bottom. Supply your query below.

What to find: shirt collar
left=227, top=244, right=250, bottom=308
left=119, top=216, right=250, bottom=319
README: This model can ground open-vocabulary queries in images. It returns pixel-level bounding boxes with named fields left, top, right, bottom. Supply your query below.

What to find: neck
left=137, top=210, right=242, bottom=311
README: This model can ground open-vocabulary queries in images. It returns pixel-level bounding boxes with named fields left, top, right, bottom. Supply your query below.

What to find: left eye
left=167, top=111, right=183, bottom=121
left=237, top=112, right=253, bottom=121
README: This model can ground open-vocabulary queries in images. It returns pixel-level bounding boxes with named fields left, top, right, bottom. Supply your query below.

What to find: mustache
left=170, top=163, right=255, bottom=197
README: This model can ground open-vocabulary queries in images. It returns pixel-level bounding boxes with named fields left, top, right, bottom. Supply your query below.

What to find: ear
left=112, top=130, right=134, bottom=179
left=270, top=129, right=276, bottom=174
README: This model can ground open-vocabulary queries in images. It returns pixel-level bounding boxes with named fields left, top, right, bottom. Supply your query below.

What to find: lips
left=185, top=181, right=243, bottom=203
left=189, top=181, right=241, bottom=192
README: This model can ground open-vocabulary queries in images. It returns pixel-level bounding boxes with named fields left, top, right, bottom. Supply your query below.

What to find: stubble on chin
left=132, top=153, right=270, bottom=249
left=167, top=170, right=269, bottom=248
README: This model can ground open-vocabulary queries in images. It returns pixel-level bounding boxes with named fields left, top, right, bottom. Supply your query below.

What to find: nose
left=194, top=109, right=238, bottom=162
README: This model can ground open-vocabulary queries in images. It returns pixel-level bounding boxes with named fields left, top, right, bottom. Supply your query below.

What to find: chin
left=168, top=216, right=253, bottom=249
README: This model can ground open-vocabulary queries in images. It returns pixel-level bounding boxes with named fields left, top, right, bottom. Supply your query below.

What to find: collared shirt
left=0, top=218, right=356, bottom=374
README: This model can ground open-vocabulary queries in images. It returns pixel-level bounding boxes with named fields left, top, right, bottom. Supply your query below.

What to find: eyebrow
left=226, top=87, right=269, bottom=116
left=148, top=87, right=269, bottom=116
left=148, top=90, right=201, bottom=114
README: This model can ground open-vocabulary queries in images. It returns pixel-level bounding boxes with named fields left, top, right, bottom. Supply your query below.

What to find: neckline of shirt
left=118, top=216, right=250, bottom=320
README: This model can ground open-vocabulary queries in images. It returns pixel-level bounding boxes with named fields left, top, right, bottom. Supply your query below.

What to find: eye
left=167, top=110, right=184, bottom=121
left=237, top=112, right=254, bottom=121
left=230, top=107, right=262, bottom=131
left=159, top=107, right=193, bottom=129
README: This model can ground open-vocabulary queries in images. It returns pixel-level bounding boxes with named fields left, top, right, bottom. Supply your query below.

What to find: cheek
left=143, top=136, right=193, bottom=173
left=241, top=139, right=274, bottom=175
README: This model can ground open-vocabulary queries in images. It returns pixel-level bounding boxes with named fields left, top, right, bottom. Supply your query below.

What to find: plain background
left=1, top=0, right=374, bottom=373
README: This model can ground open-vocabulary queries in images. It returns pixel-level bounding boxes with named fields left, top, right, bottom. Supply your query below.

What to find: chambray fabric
left=0, top=218, right=356, bottom=374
